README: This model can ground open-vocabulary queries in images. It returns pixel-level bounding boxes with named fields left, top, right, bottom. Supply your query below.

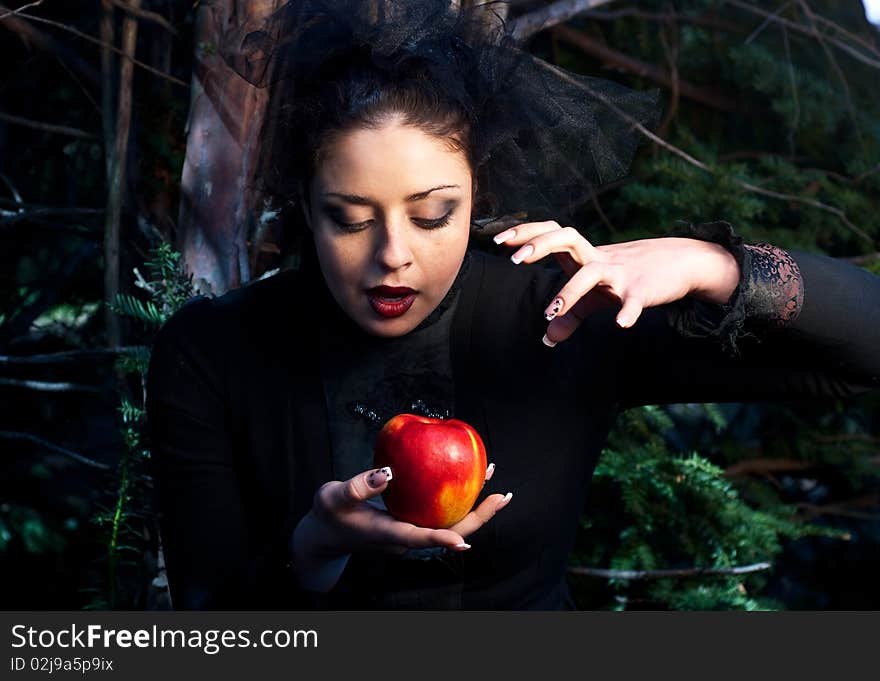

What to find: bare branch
left=0, top=377, right=103, bottom=393
left=744, top=0, right=791, bottom=44
left=726, top=0, right=880, bottom=70
left=797, top=0, right=864, bottom=148
left=568, top=561, right=773, bottom=580
left=0, top=110, right=98, bottom=139
left=0, top=0, right=43, bottom=21
left=510, top=0, right=617, bottom=42
left=0, top=6, right=101, bottom=87
left=0, top=6, right=188, bottom=87
left=109, top=0, right=178, bottom=36
left=0, top=429, right=111, bottom=471
left=552, top=24, right=739, bottom=112
left=0, top=346, right=146, bottom=365
left=0, top=206, right=103, bottom=227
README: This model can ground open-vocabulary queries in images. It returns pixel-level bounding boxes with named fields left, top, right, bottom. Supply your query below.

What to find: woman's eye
left=413, top=211, right=453, bottom=230
left=332, top=218, right=372, bottom=232
left=327, top=209, right=453, bottom=232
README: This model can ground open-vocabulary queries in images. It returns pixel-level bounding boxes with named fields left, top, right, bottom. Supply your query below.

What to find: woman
left=145, top=0, right=880, bottom=609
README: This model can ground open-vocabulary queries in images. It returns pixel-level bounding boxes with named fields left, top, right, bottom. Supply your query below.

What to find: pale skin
left=292, top=116, right=741, bottom=592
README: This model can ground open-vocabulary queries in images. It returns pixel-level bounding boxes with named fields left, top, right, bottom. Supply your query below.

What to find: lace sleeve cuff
left=665, top=220, right=805, bottom=357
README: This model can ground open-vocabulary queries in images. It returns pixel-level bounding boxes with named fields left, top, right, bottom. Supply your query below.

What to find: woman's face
left=306, top=116, right=473, bottom=337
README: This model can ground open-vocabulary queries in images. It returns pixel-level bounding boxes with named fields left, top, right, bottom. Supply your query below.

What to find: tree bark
left=177, top=0, right=282, bottom=296
left=103, top=0, right=139, bottom=350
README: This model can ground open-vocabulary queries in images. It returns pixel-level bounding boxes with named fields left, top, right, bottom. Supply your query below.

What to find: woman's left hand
left=493, top=220, right=741, bottom=345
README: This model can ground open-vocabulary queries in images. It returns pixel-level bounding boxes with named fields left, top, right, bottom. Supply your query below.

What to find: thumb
left=339, top=466, right=393, bottom=507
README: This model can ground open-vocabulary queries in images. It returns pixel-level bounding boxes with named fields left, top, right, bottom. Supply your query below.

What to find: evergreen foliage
left=84, top=244, right=196, bottom=608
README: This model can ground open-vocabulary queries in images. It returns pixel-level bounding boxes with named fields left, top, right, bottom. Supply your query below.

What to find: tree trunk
left=177, top=0, right=281, bottom=296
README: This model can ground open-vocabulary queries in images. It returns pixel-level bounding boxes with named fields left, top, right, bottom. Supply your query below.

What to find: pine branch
left=568, top=561, right=773, bottom=580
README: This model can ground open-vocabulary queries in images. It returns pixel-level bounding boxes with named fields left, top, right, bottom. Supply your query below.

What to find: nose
left=373, top=218, right=414, bottom=272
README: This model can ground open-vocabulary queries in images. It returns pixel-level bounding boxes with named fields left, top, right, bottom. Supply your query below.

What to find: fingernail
left=496, top=492, right=513, bottom=511
left=510, top=244, right=534, bottom=264
left=616, top=316, right=630, bottom=328
left=493, top=229, right=515, bottom=244
left=488, top=462, right=496, bottom=473
left=367, top=466, right=393, bottom=488
left=542, top=333, right=557, bottom=348
left=453, top=543, right=471, bottom=551
left=544, top=297, right=563, bottom=321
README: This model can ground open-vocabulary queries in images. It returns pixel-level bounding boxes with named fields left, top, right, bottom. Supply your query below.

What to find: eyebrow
left=322, top=184, right=460, bottom=205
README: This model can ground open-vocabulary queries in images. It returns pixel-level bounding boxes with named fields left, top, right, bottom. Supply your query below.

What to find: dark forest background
left=1, top=0, right=878, bottom=610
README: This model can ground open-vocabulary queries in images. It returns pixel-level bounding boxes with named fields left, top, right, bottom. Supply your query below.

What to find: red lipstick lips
left=367, top=285, right=418, bottom=318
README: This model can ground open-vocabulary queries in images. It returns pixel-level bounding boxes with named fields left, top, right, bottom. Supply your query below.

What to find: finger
left=544, top=290, right=615, bottom=345
left=544, top=262, right=619, bottom=323
left=447, top=492, right=513, bottom=537
left=367, top=512, right=468, bottom=550
left=484, top=462, right=496, bottom=483
left=493, top=220, right=584, bottom=249
left=322, top=467, right=393, bottom=510
left=507, top=226, right=599, bottom=268
left=616, top=296, right=645, bottom=329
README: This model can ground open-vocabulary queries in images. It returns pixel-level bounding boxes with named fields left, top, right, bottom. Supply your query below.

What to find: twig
left=0, top=110, right=98, bottom=139
left=0, top=7, right=101, bottom=87
left=744, top=0, right=790, bottom=44
left=725, top=0, right=880, bottom=70
left=586, top=181, right=616, bottom=233
left=0, top=430, right=111, bottom=471
left=656, top=11, right=680, bottom=138
left=0, top=0, right=43, bottom=20
left=109, top=0, right=178, bottom=36
left=1, top=7, right=188, bottom=87
left=551, top=24, right=739, bottom=112
left=510, top=0, right=617, bottom=42
left=780, top=23, right=799, bottom=156
left=0, top=346, right=146, bottom=365
left=796, top=495, right=880, bottom=521
left=575, top=8, right=741, bottom=34
left=0, top=206, right=103, bottom=227
left=737, top=179, right=875, bottom=246
left=0, top=377, right=103, bottom=393
left=797, top=0, right=864, bottom=148
left=725, top=457, right=813, bottom=477
left=567, top=561, right=773, bottom=580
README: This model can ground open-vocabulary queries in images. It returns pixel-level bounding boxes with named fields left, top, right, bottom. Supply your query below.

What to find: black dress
left=145, top=223, right=880, bottom=609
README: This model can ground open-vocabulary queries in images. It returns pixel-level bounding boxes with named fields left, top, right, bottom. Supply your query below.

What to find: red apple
left=373, top=413, right=488, bottom=529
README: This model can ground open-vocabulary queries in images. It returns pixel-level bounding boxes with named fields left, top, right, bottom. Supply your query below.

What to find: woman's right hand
left=290, top=463, right=511, bottom=592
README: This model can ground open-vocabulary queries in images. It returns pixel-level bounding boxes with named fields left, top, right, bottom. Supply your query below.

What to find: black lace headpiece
left=222, top=0, right=662, bottom=226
